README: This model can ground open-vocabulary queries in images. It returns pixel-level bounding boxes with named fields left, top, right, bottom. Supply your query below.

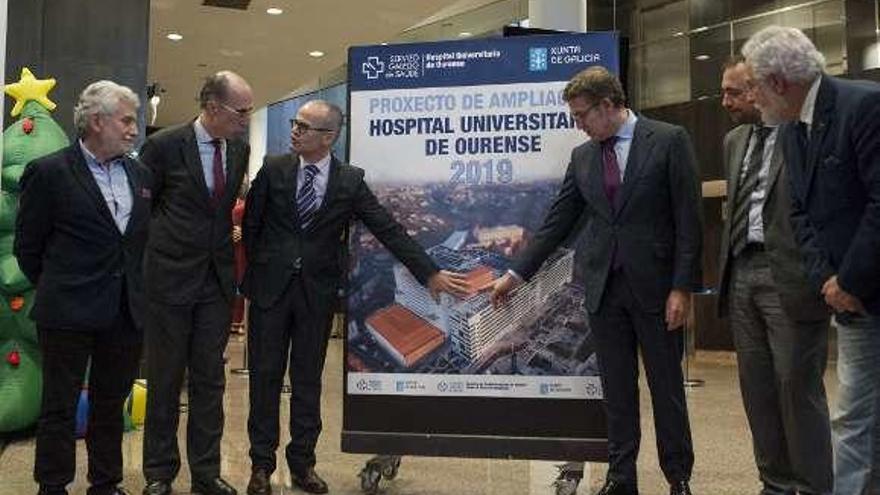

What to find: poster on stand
left=344, top=32, right=619, bottom=460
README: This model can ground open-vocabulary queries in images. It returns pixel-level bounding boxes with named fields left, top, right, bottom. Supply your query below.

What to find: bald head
left=198, top=70, right=254, bottom=139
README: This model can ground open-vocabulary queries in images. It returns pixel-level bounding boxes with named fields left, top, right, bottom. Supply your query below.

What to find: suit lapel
left=615, top=118, right=655, bottom=216
left=287, top=154, right=302, bottom=228
left=763, top=129, right=784, bottom=204
left=727, top=126, right=752, bottom=204
left=69, top=145, right=119, bottom=232
left=180, top=124, right=213, bottom=207
left=586, top=141, right=613, bottom=221
left=804, top=76, right=835, bottom=199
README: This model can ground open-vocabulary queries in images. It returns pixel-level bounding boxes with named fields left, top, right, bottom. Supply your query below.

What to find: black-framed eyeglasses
left=218, top=101, right=254, bottom=117
left=290, top=118, right=334, bottom=133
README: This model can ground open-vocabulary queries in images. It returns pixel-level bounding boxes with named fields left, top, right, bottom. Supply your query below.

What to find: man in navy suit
left=744, top=26, right=880, bottom=494
left=485, top=66, right=702, bottom=495
left=15, top=80, right=151, bottom=495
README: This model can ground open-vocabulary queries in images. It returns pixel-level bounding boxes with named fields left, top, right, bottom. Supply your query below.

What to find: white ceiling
left=148, top=0, right=512, bottom=126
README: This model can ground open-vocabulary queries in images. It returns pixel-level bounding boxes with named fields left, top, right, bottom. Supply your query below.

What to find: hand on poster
left=427, top=270, right=470, bottom=301
left=479, top=272, right=522, bottom=308
left=665, top=289, right=691, bottom=331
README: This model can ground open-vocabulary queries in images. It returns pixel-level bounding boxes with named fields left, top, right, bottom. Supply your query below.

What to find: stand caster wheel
left=382, top=456, right=401, bottom=479
left=359, top=466, right=381, bottom=494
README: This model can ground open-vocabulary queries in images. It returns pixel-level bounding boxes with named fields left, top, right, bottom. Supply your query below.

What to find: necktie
left=297, top=164, right=320, bottom=229
left=601, top=136, right=621, bottom=206
left=211, top=139, right=226, bottom=205
left=730, top=125, right=771, bottom=257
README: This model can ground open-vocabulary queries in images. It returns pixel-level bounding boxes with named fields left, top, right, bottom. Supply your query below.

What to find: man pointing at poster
left=484, top=66, right=702, bottom=495
left=241, top=100, right=468, bottom=495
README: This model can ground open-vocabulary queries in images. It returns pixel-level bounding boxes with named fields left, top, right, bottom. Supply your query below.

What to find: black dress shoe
left=142, top=480, right=171, bottom=495
left=291, top=468, right=328, bottom=494
left=191, top=477, right=238, bottom=495
left=596, top=479, right=638, bottom=495
left=669, top=480, right=693, bottom=495
left=246, top=468, right=272, bottom=495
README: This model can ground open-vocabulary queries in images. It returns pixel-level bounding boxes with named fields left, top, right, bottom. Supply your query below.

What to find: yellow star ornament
left=4, top=67, right=57, bottom=117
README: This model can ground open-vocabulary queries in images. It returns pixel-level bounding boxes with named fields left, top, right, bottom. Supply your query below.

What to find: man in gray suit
left=486, top=66, right=702, bottom=495
left=717, top=56, right=832, bottom=495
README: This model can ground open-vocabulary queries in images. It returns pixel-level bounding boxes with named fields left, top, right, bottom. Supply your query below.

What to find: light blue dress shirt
left=80, top=141, right=132, bottom=233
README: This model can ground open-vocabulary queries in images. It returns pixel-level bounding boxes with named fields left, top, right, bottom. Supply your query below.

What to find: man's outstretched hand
left=477, top=272, right=521, bottom=308
left=427, top=270, right=470, bottom=301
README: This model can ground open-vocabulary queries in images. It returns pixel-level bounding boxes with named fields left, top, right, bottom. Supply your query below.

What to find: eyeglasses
left=218, top=101, right=254, bottom=117
left=570, top=101, right=602, bottom=121
left=290, top=118, right=335, bottom=133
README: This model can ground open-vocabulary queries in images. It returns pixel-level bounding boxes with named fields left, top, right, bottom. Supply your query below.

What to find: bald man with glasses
left=140, top=71, right=253, bottom=495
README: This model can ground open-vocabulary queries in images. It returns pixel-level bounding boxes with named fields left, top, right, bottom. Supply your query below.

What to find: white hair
left=741, top=26, right=825, bottom=84
left=73, top=80, right=140, bottom=135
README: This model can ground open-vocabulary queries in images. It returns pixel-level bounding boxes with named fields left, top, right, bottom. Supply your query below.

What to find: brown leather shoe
left=291, top=468, right=328, bottom=494
left=246, top=468, right=271, bottom=495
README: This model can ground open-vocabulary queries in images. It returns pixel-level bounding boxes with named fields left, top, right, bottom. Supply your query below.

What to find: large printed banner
left=344, top=33, right=619, bottom=459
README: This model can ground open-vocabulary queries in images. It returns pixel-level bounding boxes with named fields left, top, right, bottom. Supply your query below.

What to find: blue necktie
left=297, top=164, right=320, bottom=229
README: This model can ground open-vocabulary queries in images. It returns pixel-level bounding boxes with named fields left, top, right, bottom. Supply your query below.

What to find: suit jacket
left=781, top=75, right=880, bottom=316
left=242, top=153, right=438, bottom=312
left=139, top=122, right=249, bottom=304
left=717, top=124, right=828, bottom=321
left=513, top=116, right=702, bottom=313
left=14, top=144, right=152, bottom=330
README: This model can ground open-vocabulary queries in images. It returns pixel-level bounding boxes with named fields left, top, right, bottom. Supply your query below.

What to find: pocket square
left=140, top=187, right=152, bottom=199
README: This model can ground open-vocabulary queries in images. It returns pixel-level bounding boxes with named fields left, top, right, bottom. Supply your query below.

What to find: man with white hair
left=15, top=80, right=152, bottom=495
left=743, top=26, right=880, bottom=494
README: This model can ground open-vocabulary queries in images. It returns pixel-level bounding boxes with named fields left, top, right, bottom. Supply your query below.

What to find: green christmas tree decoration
left=0, top=67, right=69, bottom=432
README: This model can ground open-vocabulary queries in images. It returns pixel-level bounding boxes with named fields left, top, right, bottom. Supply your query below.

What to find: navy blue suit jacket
left=781, top=75, right=880, bottom=316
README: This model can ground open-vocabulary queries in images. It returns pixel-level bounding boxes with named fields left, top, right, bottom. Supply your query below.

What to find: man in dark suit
left=15, top=80, right=151, bottom=495
left=485, top=66, right=702, bottom=495
left=744, top=26, right=880, bottom=495
left=717, top=56, right=832, bottom=495
left=241, top=100, right=468, bottom=495
left=139, top=71, right=252, bottom=495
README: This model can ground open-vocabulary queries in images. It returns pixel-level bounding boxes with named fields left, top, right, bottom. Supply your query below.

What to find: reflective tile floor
left=0, top=337, right=840, bottom=495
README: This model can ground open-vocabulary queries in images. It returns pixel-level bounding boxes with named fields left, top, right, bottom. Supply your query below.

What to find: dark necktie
left=210, top=139, right=226, bottom=205
left=601, top=136, right=621, bottom=206
left=297, top=164, right=320, bottom=229
left=731, top=125, right=771, bottom=257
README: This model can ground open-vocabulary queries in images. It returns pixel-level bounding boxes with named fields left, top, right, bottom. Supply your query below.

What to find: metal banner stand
left=231, top=300, right=250, bottom=376
left=682, top=320, right=704, bottom=388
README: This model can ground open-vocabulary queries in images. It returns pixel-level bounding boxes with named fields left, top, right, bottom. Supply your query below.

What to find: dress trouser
left=142, top=271, right=231, bottom=482
left=729, top=248, right=832, bottom=494
left=34, top=297, right=141, bottom=495
left=588, top=269, right=694, bottom=487
left=247, top=275, right=334, bottom=475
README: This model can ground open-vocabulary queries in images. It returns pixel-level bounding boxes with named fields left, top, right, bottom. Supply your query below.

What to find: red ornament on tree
left=6, top=350, right=20, bottom=367
left=9, top=296, right=25, bottom=312
left=22, top=117, right=34, bottom=134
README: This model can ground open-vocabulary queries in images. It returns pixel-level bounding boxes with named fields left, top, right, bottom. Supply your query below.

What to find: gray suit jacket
left=513, top=116, right=702, bottom=314
left=717, top=124, right=828, bottom=321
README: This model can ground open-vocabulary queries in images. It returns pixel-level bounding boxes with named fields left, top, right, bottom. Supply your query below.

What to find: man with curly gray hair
left=743, top=26, right=880, bottom=495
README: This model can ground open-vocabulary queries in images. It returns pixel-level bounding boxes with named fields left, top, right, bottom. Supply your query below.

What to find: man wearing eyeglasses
left=241, top=100, right=469, bottom=495
left=483, top=66, right=702, bottom=495
left=140, top=71, right=253, bottom=495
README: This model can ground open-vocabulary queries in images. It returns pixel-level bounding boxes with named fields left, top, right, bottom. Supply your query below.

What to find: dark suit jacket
left=139, top=122, right=249, bottom=304
left=717, top=124, right=828, bottom=321
left=513, top=116, right=703, bottom=313
left=781, top=75, right=880, bottom=316
left=14, top=144, right=152, bottom=330
left=242, top=153, right=438, bottom=313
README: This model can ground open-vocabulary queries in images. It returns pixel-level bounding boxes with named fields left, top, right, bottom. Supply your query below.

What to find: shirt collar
left=615, top=108, right=638, bottom=140
left=193, top=117, right=223, bottom=146
left=800, top=75, right=822, bottom=126
left=79, top=139, right=122, bottom=167
left=300, top=153, right=332, bottom=175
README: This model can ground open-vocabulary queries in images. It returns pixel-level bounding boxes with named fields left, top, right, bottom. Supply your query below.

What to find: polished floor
left=0, top=336, right=840, bottom=495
